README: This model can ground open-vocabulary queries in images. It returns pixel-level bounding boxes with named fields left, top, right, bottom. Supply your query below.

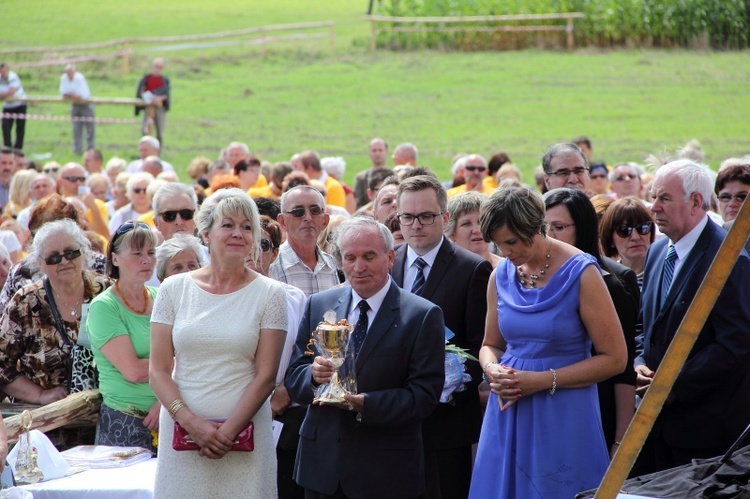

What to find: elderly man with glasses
left=269, top=185, right=340, bottom=297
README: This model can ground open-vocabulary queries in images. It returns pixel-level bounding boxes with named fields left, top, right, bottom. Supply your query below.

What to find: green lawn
left=2, top=1, right=749, bottom=184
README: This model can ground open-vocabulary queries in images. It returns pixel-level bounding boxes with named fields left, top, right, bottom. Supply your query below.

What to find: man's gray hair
left=155, top=234, right=206, bottom=281
left=334, top=216, right=394, bottom=255
left=541, top=143, right=588, bottom=173
left=152, top=182, right=198, bottom=215
left=654, top=159, right=714, bottom=211
left=280, top=185, right=326, bottom=211
left=228, top=142, right=250, bottom=154
left=139, top=135, right=160, bottom=150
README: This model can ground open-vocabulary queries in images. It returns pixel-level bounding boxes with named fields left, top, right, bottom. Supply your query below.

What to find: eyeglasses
left=548, top=222, right=575, bottom=233
left=112, top=220, right=150, bottom=245
left=132, top=187, right=147, bottom=195
left=615, top=222, right=653, bottom=238
left=43, top=167, right=59, bottom=174
left=717, top=193, right=748, bottom=204
left=615, top=173, right=639, bottom=182
left=43, top=248, right=82, bottom=265
left=284, top=206, right=325, bottom=218
left=160, top=209, right=195, bottom=222
left=465, top=165, right=487, bottom=172
left=547, top=167, right=589, bottom=178
left=260, top=238, right=273, bottom=253
left=398, top=212, right=443, bottom=226
left=63, top=176, right=87, bottom=183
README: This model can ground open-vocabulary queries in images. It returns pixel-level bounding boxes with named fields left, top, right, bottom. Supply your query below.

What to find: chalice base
left=314, top=373, right=349, bottom=404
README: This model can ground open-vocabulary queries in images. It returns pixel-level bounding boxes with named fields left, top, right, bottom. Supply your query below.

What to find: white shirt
left=347, top=276, right=392, bottom=334
left=59, top=72, right=91, bottom=101
left=669, top=214, right=709, bottom=286
left=0, top=71, right=26, bottom=109
left=403, top=237, right=444, bottom=292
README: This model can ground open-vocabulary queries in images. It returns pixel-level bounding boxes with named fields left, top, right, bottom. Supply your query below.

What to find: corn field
left=374, top=0, right=750, bottom=50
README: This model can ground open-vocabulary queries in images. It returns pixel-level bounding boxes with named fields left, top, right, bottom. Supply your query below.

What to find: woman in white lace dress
left=149, top=188, right=287, bottom=498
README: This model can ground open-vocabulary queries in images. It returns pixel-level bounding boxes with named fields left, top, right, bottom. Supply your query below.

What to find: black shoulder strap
left=43, top=277, right=73, bottom=347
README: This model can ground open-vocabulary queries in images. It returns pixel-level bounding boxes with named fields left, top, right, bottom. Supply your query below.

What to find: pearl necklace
left=517, top=248, right=551, bottom=288
left=116, top=281, right=149, bottom=314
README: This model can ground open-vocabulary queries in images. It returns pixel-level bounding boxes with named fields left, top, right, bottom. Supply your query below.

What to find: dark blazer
left=391, top=238, right=492, bottom=450
left=636, top=218, right=750, bottom=449
left=285, top=281, right=445, bottom=498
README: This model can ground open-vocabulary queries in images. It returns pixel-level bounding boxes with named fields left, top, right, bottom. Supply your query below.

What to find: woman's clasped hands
left=486, top=363, right=522, bottom=410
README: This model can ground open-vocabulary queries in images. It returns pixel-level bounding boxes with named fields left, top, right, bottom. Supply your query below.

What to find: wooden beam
left=4, top=390, right=102, bottom=445
left=594, top=200, right=750, bottom=497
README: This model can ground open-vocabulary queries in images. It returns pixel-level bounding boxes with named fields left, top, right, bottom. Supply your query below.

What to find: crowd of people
left=0, top=130, right=747, bottom=499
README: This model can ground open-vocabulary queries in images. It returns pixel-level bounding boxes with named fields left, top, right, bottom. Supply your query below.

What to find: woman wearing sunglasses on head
left=0, top=219, right=110, bottom=447
left=600, top=196, right=656, bottom=291
left=87, top=220, right=160, bottom=453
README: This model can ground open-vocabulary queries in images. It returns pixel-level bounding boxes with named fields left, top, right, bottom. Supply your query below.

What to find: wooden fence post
left=566, top=19, right=574, bottom=51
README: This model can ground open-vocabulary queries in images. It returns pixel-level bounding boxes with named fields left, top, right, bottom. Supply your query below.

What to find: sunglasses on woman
left=260, top=238, right=273, bottom=253
left=615, top=222, right=652, bottom=238
left=43, top=248, right=82, bottom=265
left=112, top=221, right=151, bottom=246
left=160, top=209, right=195, bottom=222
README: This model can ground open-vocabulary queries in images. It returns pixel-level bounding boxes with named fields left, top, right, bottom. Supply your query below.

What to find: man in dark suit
left=286, top=217, right=445, bottom=499
left=635, top=159, right=750, bottom=473
left=392, top=174, right=492, bottom=498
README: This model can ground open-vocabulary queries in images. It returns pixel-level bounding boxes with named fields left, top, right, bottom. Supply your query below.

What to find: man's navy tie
left=411, top=257, right=427, bottom=296
left=351, top=300, right=370, bottom=357
left=661, top=245, right=677, bottom=305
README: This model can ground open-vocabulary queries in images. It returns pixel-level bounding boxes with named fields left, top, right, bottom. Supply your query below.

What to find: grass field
left=2, top=1, right=750, bottom=184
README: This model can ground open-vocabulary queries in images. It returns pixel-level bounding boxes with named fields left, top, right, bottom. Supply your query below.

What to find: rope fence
left=0, top=113, right=140, bottom=124
left=2, top=21, right=336, bottom=73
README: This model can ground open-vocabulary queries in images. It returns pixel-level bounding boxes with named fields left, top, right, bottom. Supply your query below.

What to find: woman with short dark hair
left=471, top=186, right=626, bottom=498
left=600, top=196, right=656, bottom=289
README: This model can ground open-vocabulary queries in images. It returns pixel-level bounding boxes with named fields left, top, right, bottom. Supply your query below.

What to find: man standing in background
left=136, top=58, right=170, bottom=146
left=354, top=137, right=389, bottom=208
left=60, top=64, right=95, bottom=155
left=0, top=64, right=27, bottom=150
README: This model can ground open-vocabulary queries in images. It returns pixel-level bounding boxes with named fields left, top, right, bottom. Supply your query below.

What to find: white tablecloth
left=18, top=458, right=156, bottom=498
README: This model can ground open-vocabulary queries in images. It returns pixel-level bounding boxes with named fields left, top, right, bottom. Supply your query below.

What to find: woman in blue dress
left=470, top=186, right=627, bottom=499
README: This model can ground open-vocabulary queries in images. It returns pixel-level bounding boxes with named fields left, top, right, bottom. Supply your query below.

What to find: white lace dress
left=151, top=272, right=288, bottom=499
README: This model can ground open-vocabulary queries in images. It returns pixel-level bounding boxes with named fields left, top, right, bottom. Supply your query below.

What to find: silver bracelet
left=548, top=368, right=557, bottom=395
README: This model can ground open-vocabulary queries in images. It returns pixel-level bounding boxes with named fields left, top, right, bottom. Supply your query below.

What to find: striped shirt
left=269, top=242, right=340, bottom=297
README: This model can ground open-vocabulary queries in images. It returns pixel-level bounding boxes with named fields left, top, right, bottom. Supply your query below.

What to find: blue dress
left=469, top=254, right=610, bottom=499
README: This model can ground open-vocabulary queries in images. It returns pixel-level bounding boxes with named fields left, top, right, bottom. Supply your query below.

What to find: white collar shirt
left=403, top=237, right=443, bottom=293
left=669, top=214, right=708, bottom=284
